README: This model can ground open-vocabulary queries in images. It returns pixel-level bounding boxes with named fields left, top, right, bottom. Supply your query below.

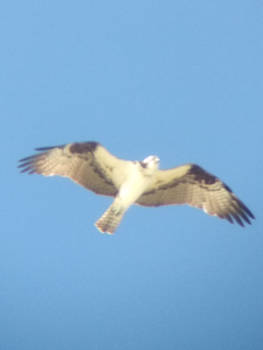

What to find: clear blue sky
left=1, top=1, right=262, bottom=349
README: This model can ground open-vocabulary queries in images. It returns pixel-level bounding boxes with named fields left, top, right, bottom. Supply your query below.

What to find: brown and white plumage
left=136, top=164, right=254, bottom=226
left=18, top=141, right=254, bottom=234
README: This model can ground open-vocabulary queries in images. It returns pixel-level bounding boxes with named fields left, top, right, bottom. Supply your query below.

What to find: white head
left=141, top=155, right=160, bottom=170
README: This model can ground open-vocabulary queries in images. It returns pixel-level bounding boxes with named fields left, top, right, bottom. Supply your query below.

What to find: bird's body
left=96, top=155, right=159, bottom=233
left=19, top=141, right=254, bottom=234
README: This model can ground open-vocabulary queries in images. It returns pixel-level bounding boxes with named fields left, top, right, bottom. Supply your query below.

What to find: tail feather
left=95, top=204, right=126, bottom=234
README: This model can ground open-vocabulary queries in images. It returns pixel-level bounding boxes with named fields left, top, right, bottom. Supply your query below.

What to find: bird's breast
left=117, top=168, right=155, bottom=206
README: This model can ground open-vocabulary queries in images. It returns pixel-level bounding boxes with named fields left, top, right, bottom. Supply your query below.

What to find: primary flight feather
left=18, top=141, right=254, bottom=234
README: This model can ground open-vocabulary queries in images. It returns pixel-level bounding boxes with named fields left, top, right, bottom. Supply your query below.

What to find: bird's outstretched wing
left=18, top=142, right=128, bottom=196
left=137, top=164, right=254, bottom=226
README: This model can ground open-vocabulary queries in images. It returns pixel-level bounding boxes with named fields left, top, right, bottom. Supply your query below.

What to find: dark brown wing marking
left=137, top=164, right=254, bottom=227
left=18, top=142, right=118, bottom=197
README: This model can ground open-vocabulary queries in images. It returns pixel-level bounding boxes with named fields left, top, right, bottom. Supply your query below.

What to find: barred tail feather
left=95, top=203, right=126, bottom=234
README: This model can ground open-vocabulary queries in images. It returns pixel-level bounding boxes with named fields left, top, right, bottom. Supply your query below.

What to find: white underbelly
left=117, top=174, right=153, bottom=207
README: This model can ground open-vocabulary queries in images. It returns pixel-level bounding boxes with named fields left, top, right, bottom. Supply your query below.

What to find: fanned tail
left=95, top=203, right=126, bottom=234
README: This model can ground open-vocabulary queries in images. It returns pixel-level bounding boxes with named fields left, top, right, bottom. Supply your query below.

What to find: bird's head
left=141, top=155, right=160, bottom=171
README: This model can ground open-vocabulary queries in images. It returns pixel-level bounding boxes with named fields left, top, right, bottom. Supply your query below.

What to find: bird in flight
left=18, top=141, right=254, bottom=234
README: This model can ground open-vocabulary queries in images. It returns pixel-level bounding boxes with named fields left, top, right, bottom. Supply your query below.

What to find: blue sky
left=1, top=0, right=262, bottom=349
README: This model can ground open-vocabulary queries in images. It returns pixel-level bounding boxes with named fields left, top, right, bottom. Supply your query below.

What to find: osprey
left=18, top=141, right=254, bottom=234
